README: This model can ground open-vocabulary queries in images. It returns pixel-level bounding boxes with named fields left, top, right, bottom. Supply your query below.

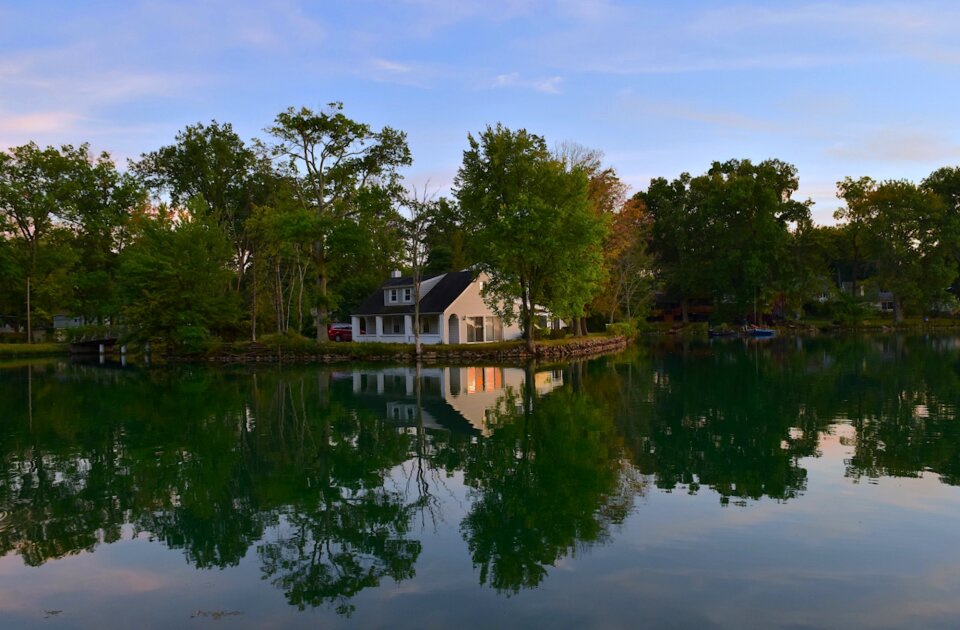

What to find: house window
left=466, top=317, right=484, bottom=343
left=404, top=288, right=412, bottom=302
left=421, top=316, right=433, bottom=334
left=466, top=316, right=501, bottom=343
left=388, top=289, right=398, bottom=303
left=381, top=315, right=404, bottom=335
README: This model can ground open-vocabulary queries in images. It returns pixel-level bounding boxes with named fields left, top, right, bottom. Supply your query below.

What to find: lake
left=1, top=334, right=959, bottom=628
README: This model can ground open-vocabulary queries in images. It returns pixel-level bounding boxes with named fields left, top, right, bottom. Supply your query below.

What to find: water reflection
left=0, top=334, right=959, bottom=620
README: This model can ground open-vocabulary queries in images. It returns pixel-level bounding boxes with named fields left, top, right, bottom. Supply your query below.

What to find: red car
left=327, top=323, right=353, bottom=342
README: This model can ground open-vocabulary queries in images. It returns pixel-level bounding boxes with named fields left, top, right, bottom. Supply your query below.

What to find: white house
left=351, top=270, right=522, bottom=344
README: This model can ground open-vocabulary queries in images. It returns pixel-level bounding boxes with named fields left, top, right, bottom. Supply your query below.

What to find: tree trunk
left=316, top=270, right=328, bottom=342
left=26, top=276, right=32, bottom=344
left=524, top=307, right=536, bottom=354
left=251, top=256, right=257, bottom=342
left=681, top=298, right=689, bottom=325
left=893, top=297, right=904, bottom=323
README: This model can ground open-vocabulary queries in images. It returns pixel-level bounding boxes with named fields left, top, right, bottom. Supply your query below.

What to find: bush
left=606, top=321, right=637, bottom=339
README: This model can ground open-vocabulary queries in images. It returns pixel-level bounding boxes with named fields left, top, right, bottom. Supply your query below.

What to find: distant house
left=53, top=313, right=86, bottom=329
left=351, top=270, right=522, bottom=344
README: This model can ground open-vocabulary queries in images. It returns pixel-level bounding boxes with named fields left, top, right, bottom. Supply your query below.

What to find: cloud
left=0, top=111, right=83, bottom=135
left=618, top=96, right=781, bottom=133
left=826, top=129, right=960, bottom=162
left=492, top=72, right=563, bottom=94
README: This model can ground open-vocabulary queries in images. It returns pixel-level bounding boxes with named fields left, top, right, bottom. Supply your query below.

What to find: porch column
left=375, top=316, right=384, bottom=339
left=437, top=314, right=446, bottom=344
left=404, top=315, right=413, bottom=343
left=351, top=316, right=360, bottom=340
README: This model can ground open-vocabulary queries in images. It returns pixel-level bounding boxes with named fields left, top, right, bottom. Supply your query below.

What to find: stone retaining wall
left=188, top=335, right=629, bottom=365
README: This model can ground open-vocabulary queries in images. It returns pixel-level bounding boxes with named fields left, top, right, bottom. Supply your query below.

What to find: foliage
left=605, top=321, right=637, bottom=339
left=117, top=204, right=239, bottom=348
left=454, top=124, right=608, bottom=351
left=265, top=102, right=411, bottom=339
left=836, top=176, right=956, bottom=322
left=641, top=159, right=811, bottom=322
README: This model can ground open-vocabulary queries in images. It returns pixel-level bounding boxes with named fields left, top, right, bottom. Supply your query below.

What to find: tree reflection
left=459, top=373, right=637, bottom=593
left=252, top=373, right=421, bottom=615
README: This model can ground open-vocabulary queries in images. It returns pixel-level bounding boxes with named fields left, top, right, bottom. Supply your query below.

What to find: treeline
left=1, top=102, right=959, bottom=348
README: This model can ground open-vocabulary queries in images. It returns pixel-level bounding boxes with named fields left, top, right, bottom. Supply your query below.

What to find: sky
left=2, top=0, right=959, bottom=224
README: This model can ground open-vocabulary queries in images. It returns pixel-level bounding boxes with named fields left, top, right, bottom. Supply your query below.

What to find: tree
left=134, top=122, right=273, bottom=287
left=0, top=143, right=70, bottom=341
left=401, top=188, right=437, bottom=357
left=117, top=203, right=239, bottom=348
left=265, top=103, right=411, bottom=340
left=638, top=173, right=708, bottom=323
left=594, top=196, right=655, bottom=323
left=555, top=142, right=636, bottom=332
left=454, top=124, right=607, bottom=352
left=641, top=159, right=810, bottom=323
left=423, top=198, right=471, bottom=276
left=856, top=179, right=954, bottom=321
left=835, top=176, right=877, bottom=301
left=59, top=145, right=145, bottom=323
left=0, top=143, right=140, bottom=339
left=922, top=166, right=960, bottom=298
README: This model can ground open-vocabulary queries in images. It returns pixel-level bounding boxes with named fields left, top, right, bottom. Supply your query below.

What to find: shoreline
left=171, top=335, right=629, bottom=365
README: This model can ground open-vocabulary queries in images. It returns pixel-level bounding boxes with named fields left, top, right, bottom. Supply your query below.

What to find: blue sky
left=2, top=0, right=959, bottom=223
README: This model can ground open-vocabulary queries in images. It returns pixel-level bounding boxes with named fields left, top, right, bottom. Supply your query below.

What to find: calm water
left=1, top=335, right=960, bottom=628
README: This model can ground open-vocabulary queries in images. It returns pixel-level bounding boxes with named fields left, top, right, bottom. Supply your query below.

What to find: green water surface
left=1, top=334, right=959, bottom=628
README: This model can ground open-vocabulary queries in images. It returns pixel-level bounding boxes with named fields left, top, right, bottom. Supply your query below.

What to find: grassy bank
left=0, top=343, right=70, bottom=357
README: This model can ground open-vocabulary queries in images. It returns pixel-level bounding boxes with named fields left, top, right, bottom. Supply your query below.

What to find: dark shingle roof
left=353, top=270, right=475, bottom=316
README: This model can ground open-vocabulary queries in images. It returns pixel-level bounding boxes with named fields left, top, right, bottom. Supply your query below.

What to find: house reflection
left=346, top=366, right=564, bottom=435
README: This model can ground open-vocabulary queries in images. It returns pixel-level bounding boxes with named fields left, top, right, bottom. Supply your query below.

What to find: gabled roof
left=353, top=270, right=475, bottom=316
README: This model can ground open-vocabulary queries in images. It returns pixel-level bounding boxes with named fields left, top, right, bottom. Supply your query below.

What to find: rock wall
left=189, top=335, right=629, bottom=365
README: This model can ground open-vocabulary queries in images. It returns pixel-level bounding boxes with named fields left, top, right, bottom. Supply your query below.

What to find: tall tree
left=857, top=179, right=954, bottom=321
left=134, top=121, right=272, bottom=285
left=638, top=173, right=708, bottom=323
left=922, top=166, right=960, bottom=297
left=555, top=142, right=633, bottom=332
left=454, top=124, right=607, bottom=352
left=401, top=189, right=437, bottom=357
left=265, top=103, right=411, bottom=340
left=0, top=143, right=136, bottom=339
left=642, top=159, right=810, bottom=322
left=835, top=176, right=877, bottom=300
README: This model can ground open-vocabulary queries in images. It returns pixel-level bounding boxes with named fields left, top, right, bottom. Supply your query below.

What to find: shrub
left=606, top=321, right=637, bottom=339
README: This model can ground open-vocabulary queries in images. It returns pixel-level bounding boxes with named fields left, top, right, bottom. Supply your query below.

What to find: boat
left=746, top=327, right=775, bottom=338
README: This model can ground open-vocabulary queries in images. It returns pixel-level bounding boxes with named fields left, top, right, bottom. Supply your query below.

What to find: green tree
left=858, top=179, right=955, bottom=321
left=0, top=144, right=71, bottom=340
left=117, top=203, right=238, bottom=348
left=60, top=145, right=145, bottom=323
left=134, top=122, right=273, bottom=286
left=922, top=166, right=960, bottom=299
left=265, top=103, right=411, bottom=339
left=642, top=159, right=810, bottom=322
left=454, top=124, right=607, bottom=351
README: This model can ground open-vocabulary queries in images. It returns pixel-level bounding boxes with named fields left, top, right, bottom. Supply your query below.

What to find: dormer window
left=404, top=288, right=412, bottom=302
left=389, top=289, right=398, bottom=303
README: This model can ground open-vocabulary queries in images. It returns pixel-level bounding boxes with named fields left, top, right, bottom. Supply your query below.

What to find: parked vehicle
left=327, top=323, right=353, bottom=342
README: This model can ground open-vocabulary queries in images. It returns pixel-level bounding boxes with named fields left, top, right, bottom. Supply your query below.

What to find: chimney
left=391, top=269, right=402, bottom=279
